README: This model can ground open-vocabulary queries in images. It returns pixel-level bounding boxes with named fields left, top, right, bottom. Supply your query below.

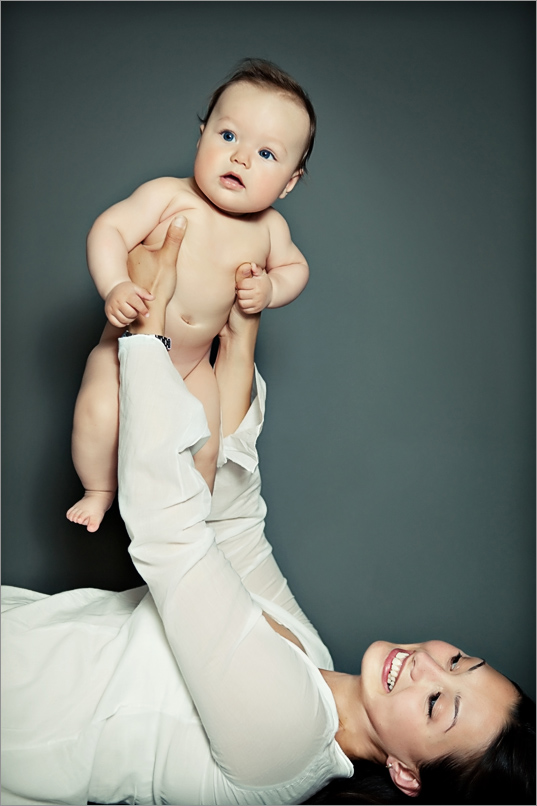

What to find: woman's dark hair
left=199, top=58, right=316, bottom=174
left=303, top=688, right=535, bottom=805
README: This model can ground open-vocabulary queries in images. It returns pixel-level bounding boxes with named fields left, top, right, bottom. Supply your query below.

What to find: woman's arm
left=215, top=266, right=260, bottom=437
left=119, top=235, right=330, bottom=788
left=127, top=235, right=323, bottom=635
left=118, top=335, right=330, bottom=788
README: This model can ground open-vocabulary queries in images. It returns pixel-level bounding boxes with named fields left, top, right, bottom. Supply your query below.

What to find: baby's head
left=194, top=59, right=316, bottom=215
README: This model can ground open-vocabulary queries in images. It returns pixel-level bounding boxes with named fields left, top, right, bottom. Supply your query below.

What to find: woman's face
left=360, top=640, right=518, bottom=775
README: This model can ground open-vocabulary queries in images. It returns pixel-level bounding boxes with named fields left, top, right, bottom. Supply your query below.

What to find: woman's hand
left=219, top=264, right=261, bottom=349
left=127, top=216, right=187, bottom=336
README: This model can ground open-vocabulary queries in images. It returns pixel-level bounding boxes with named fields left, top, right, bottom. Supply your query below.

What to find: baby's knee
left=79, top=342, right=120, bottom=394
left=86, top=339, right=120, bottom=372
left=75, top=376, right=118, bottom=430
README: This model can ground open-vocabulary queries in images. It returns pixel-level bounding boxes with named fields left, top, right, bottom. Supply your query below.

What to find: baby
left=67, top=58, right=316, bottom=531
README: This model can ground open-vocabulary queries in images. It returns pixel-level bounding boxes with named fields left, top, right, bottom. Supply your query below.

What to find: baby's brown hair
left=200, top=58, right=316, bottom=174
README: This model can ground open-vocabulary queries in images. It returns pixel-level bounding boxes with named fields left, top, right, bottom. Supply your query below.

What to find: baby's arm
left=235, top=210, right=309, bottom=314
left=87, top=177, right=183, bottom=327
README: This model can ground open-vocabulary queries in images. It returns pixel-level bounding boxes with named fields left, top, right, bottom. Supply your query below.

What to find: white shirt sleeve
left=117, top=336, right=334, bottom=789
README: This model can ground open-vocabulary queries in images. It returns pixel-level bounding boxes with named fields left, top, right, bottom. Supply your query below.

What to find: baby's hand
left=104, top=281, right=155, bottom=328
left=235, top=263, right=273, bottom=314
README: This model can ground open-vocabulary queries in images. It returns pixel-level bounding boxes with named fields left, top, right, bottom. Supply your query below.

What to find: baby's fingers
left=109, top=312, right=133, bottom=328
left=236, top=280, right=256, bottom=293
left=237, top=297, right=260, bottom=314
left=236, top=288, right=256, bottom=301
left=132, top=285, right=154, bottom=302
left=126, top=296, right=151, bottom=318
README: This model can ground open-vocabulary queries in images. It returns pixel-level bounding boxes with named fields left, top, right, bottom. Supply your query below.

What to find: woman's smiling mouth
left=383, top=649, right=411, bottom=692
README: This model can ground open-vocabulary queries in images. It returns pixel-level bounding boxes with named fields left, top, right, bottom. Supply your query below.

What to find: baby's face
left=194, top=82, right=310, bottom=215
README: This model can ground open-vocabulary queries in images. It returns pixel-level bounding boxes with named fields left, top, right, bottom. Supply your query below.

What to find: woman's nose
left=410, top=650, right=444, bottom=682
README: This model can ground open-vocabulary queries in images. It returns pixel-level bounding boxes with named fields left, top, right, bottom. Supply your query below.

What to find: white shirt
left=1, top=336, right=353, bottom=805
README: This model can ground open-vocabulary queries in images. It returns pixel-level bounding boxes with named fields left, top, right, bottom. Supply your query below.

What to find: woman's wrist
left=216, top=333, right=255, bottom=368
left=127, top=301, right=167, bottom=339
left=216, top=322, right=258, bottom=436
left=122, top=331, right=171, bottom=351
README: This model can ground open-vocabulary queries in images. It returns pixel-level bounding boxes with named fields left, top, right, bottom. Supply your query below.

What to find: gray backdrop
left=2, top=2, right=535, bottom=697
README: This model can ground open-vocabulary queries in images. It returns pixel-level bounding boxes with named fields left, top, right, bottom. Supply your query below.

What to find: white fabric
left=1, top=336, right=353, bottom=805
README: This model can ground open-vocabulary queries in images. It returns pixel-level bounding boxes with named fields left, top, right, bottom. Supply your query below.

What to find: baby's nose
left=232, top=148, right=250, bottom=167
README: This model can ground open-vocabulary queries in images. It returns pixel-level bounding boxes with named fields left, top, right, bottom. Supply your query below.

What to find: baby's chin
left=196, top=184, right=251, bottom=216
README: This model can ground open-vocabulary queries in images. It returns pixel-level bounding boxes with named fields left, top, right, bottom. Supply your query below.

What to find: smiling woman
left=364, top=643, right=518, bottom=781
left=306, top=640, right=535, bottom=804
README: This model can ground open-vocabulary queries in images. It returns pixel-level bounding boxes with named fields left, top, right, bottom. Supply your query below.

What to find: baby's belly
left=165, top=306, right=229, bottom=377
left=138, top=208, right=267, bottom=374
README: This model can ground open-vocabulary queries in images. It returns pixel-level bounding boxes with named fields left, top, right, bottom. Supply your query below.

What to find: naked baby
left=67, top=58, right=316, bottom=531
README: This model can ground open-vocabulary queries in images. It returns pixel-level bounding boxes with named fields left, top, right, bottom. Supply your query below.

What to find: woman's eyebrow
left=446, top=694, right=461, bottom=732
left=468, top=659, right=486, bottom=672
left=445, top=660, right=485, bottom=733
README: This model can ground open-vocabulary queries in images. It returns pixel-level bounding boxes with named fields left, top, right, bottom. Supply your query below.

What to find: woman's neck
left=319, top=669, right=384, bottom=764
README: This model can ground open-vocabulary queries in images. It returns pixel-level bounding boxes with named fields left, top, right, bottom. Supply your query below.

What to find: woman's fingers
left=235, top=262, right=253, bottom=288
left=160, top=216, right=187, bottom=264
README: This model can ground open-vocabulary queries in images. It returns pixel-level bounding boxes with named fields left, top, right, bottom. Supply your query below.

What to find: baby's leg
left=183, top=355, right=220, bottom=493
left=67, top=337, right=120, bottom=532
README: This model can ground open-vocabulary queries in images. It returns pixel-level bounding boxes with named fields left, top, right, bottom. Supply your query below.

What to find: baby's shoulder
left=153, top=177, right=210, bottom=220
left=136, top=174, right=197, bottom=201
left=260, top=207, right=292, bottom=240
left=135, top=175, right=187, bottom=200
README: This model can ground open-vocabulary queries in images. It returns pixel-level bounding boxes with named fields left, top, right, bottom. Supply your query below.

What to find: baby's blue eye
left=221, top=131, right=235, bottom=142
left=259, top=149, right=275, bottom=161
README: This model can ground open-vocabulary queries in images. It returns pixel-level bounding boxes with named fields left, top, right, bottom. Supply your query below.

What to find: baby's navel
left=181, top=314, right=192, bottom=325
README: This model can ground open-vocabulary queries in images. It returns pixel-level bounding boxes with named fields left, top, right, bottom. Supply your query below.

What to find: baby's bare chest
left=144, top=203, right=271, bottom=318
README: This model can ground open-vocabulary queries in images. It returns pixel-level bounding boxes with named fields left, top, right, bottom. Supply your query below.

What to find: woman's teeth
left=387, top=651, right=409, bottom=691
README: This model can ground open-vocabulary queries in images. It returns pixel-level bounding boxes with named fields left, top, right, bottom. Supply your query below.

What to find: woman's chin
left=360, top=641, right=392, bottom=687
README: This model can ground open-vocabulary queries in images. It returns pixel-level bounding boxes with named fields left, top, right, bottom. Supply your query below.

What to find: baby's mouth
left=220, top=173, right=245, bottom=189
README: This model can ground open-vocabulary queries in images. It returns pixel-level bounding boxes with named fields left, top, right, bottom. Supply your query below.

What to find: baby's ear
left=386, top=758, right=421, bottom=798
left=278, top=170, right=303, bottom=200
left=196, top=123, right=205, bottom=148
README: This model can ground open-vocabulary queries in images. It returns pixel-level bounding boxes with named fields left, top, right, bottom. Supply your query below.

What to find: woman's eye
left=450, top=652, right=462, bottom=670
left=428, top=692, right=440, bottom=717
left=259, top=149, right=275, bottom=161
left=221, top=131, right=235, bottom=142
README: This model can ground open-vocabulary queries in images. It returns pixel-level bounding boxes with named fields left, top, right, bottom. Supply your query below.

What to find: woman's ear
left=386, top=757, right=421, bottom=798
left=278, top=169, right=303, bottom=199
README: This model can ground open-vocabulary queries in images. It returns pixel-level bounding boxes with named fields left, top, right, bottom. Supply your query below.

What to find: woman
left=2, top=220, right=534, bottom=806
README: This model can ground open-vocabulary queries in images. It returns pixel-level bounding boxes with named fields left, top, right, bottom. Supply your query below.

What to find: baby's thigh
left=79, top=337, right=120, bottom=395
left=183, top=357, right=220, bottom=436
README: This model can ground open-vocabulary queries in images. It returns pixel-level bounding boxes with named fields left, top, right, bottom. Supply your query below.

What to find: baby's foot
left=66, top=490, right=115, bottom=533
